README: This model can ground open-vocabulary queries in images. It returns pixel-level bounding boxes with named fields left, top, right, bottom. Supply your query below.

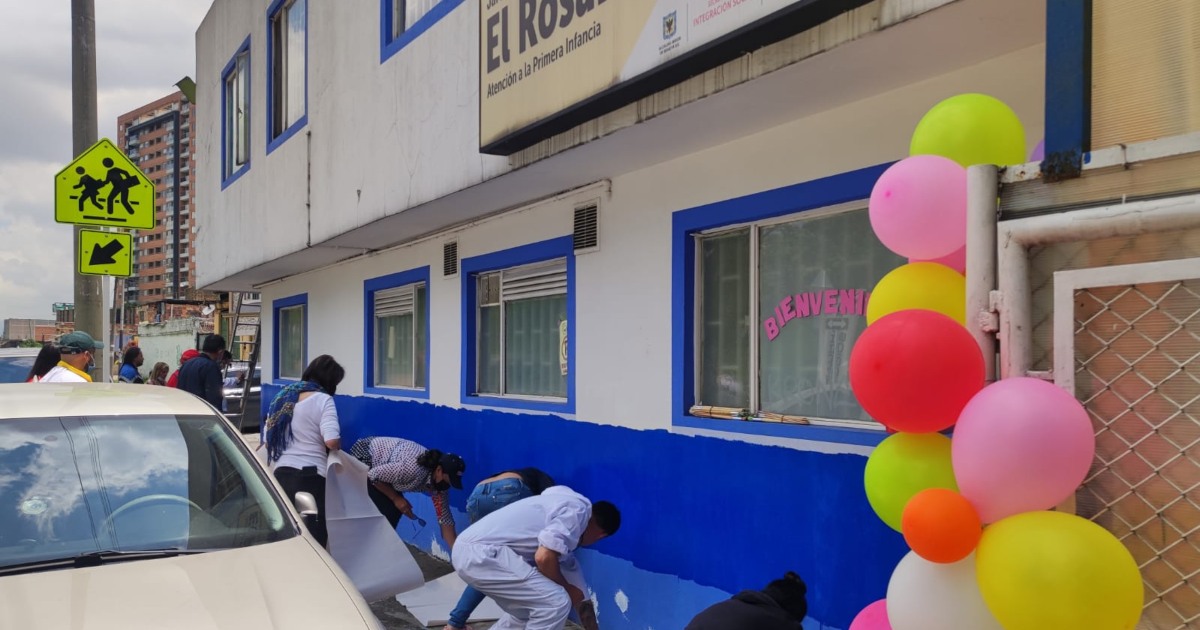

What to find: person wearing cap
left=348, top=436, right=467, bottom=548
left=39, top=331, right=104, bottom=383
left=166, top=348, right=200, bottom=387
left=684, top=571, right=808, bottom=630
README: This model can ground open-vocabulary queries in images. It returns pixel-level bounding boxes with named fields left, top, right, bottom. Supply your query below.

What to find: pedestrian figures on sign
left=73, top=166, right=105, bottom=213
left=69, top=158, right=143, bottom=217
left=102, top=157, right=140, bottom=215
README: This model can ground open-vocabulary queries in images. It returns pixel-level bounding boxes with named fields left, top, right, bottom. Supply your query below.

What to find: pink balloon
left=850, top=599, right=893, bottom=630
left=951, top=378, right=1095, bottom=523
left=869, top=155, right=967, bottom=259
left=910, top=246, right=966, bottom=275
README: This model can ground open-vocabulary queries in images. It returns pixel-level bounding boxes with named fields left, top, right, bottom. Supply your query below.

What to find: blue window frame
left=272, top=293, right=308, bottom=382
left=461, top=237, right=575, bottom=414
left=672, top=165, right=898, bottom=447
left=266, top=0, right=307, bottom=154
left=380, top=0, right=466, bottom=63
left=221, top=36, right=251, bottom=189
left=364, top=267, right=431, bottom=398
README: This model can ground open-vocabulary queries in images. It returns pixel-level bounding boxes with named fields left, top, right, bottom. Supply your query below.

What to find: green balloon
left=864, top=432, right=958, bottom=532
left=910, top=93, right=1027, bottom=167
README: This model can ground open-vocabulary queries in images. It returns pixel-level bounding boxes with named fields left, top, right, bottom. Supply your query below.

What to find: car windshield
left=0, top=413, right=296, bottom=570
left=0, top=356, right=35, bottom=384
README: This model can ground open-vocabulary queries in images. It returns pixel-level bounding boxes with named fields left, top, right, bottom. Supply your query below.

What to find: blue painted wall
left=265, top=385, right=907, bottom=628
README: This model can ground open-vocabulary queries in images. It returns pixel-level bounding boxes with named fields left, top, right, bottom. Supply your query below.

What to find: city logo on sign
left=77, top=229, right=133, bottom=277
left=663, top=11, right=677, bottom=39
left=54, top=138, right=155, bottom=230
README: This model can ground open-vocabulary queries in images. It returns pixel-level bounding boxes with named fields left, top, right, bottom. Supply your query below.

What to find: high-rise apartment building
left=116, top=91, right=213, bottom=325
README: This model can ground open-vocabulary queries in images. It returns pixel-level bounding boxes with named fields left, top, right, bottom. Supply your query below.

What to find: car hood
left=0, top=537, right=381, bottom=629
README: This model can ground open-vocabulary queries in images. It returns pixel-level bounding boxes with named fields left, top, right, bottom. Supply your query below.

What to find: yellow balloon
left=976, top=511, right=1144, bottom=630
left=910, top=93, right=1027, bottom=167
left=867, top=262, right=966, bottom=326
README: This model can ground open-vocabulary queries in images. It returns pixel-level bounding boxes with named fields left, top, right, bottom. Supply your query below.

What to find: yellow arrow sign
left=55, top=138, right=155, bottom=230
left=78, top=229, right=133, bottom=277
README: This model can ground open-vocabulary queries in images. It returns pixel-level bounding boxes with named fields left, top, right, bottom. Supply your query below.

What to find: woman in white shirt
left=263, top=354, right=345, bottom=547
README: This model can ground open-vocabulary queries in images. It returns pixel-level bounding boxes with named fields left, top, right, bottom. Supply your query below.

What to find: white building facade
left=196, top=0, right=1200, bottom=628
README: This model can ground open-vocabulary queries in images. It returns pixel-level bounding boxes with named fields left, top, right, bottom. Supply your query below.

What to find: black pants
left=367, top=483, right=404, bottom=530
left=274, top=466, right=328, bottom=547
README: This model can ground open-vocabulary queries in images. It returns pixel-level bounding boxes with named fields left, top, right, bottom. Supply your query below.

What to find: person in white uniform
left=451, top=485, right=620, bottom=630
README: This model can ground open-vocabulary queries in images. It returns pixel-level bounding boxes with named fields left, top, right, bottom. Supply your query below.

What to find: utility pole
left=71, top=0, right=104, bottom=379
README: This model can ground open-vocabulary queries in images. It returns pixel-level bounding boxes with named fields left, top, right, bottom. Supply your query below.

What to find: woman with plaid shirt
left=350, top=436, right=467, bottom=548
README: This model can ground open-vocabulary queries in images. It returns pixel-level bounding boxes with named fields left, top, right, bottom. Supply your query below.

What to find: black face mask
left=432, top=480, right=451, bottom=492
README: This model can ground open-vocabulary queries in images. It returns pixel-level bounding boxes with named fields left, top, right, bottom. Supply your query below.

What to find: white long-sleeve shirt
left=457, top=485, right=592, bottom=562
left=271, top=392, right=340, bottom=475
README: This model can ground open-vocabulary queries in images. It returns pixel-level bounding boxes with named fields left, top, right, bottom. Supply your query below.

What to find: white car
left=0, top=383, right=383, bottom=629
left=0, top=347, right=39, bottom=383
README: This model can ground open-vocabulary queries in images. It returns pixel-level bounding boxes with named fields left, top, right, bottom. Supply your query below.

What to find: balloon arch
left=846, top=94, right=1143, bottom=630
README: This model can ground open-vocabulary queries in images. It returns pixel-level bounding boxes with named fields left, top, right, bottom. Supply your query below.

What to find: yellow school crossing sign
left=55, top=138, right=154, bottom=230
left=78, top=229, right=133, bottom=277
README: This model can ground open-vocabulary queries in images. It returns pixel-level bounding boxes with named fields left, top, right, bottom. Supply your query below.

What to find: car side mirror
left=294, top=491, right=318, bottom=517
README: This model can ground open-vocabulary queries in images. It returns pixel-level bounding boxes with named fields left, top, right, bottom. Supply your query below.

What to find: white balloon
left=887, top=552, right=1002, bottom=630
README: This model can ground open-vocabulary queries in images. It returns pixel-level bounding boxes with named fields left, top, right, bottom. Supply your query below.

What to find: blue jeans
left=448, top=478, right=533, bottom=628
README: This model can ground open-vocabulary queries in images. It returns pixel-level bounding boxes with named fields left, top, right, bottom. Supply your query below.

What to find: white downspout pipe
left=966, top=165, right=999, bottom=382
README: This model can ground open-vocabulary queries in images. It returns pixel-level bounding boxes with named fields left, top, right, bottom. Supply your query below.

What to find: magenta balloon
left=869, top=155, right=967, bottom=259
left=910, top=246, right=966, bottom=275
left=850, top=599, right=893, bottom=630
left=1029, top=139, right=1045, bottom=162
left=952, top=378, right=1096, bottom=523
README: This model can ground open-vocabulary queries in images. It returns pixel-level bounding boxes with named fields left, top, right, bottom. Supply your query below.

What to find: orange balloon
left=902, top=488, right=982, bottom=563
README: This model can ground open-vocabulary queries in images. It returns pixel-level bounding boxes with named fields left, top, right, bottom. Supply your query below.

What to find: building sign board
left=479, top=0, right=867, bottom=153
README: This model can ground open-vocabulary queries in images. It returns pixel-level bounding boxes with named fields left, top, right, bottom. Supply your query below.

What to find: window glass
left=475, top=260, right=567, bottom=398
left=698, top=230, right=750, bottom=409
left=758, top=211, right=902, bottom=420
left=373, top=283, right=426, bottom=389
left=697, top=208, right=903, bottom=423
left=271, top=0, right=306, bottom=137
left=233, top=52, right=249, bottom=166
left=505, top=294, right=567, bottom=398
left=391, top=0, right=440, bottom=39
left=279, top=304, right=304, bottom=379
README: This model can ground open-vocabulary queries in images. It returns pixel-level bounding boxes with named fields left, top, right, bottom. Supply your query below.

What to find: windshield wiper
left=0, top=548, right=211, bottom=576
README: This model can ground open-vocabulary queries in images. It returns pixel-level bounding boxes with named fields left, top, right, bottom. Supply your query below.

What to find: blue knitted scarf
left=264, top=380, right=324, bottom=464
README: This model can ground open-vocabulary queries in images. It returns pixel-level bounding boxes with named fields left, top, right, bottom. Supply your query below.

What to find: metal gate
left=1053, top=257, right=1200, bottom=630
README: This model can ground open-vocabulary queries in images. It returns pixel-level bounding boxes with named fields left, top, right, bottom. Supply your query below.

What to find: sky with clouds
left=0, top=1, right=210, bottom=322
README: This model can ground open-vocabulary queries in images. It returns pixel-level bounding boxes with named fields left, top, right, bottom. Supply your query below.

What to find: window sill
left=266, top=115, right=307, bottom=155
left=364, top=385, right=430, bottom=400
left=380, top=0, right=466, bottom=64
left=462, top=393, right=574, bottom=414
left=674, top=414, right=887, bottom=447
left=221, top=163, right=251, bottom=190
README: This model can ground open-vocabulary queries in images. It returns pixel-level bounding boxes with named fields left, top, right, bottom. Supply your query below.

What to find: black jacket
left=176, top=353, right=223, bottom=409
left=684, top=591, right=803, bottom=630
